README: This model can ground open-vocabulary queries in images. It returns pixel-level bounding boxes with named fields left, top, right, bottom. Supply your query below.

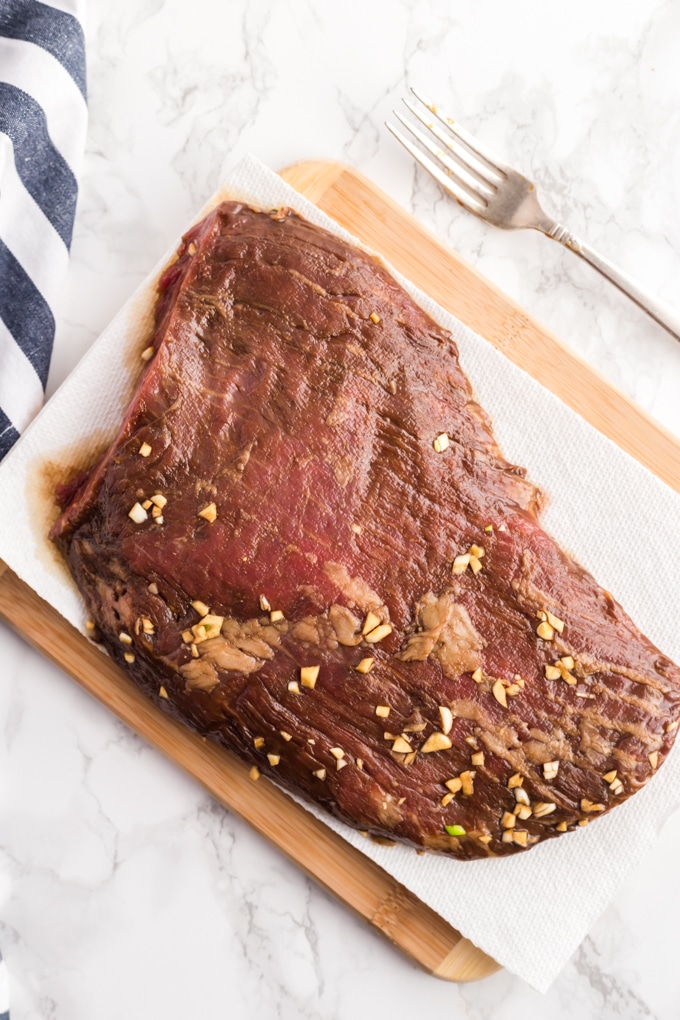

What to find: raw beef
left=51, top=203, right=680, bottom=858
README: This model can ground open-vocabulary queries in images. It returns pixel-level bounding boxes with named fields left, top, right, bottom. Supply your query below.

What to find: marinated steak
left=51, top=202, right=680, bottom=858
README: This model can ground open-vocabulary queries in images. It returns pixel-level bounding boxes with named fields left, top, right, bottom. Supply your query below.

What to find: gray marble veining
left=3, top=0, right=680, bottom=1015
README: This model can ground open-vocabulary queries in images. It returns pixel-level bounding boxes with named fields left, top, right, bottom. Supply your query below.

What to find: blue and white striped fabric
left=0, top=5, right=87, bottom=1011
left=0, top=0, right=87, bottom=461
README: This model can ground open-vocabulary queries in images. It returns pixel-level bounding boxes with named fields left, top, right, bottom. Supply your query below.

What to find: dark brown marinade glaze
left=51, top=203, right=680, bottom=859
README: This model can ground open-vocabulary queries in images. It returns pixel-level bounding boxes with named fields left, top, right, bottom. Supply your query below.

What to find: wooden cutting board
left=1, top=160, right=679, bottom=985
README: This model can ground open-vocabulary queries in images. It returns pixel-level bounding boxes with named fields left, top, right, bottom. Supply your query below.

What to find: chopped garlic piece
left=362, top=611, right=381, bottom=635
left=300, top=665, right=320, bottom=689
left=391, top=736, right=412, bottom=754
left=140, top=345, right=155, bottom=361
left=270, top=610, right=284, bottom=623
left=313, top=768, right=326, bottom=781
left=459, top=770, right=475, bottom=796
left=452, top=553, right=470, bottom=575
left=191, top=614, right=224, bottom=643
left=128, top=502, right=148, bottom=524
left=138, top=442, right=152, bottom=457
left=470, top=751, right=485, bottom=767
left=438, top=705, right=453, bottom=735
left=159, top=686, right=168, bottom=699
left=546, top=611, right=565, bottom=633
left=364, top=623, right=392, bottom=644
left=198, top=502, right=217, bottom=522
left=420, top=731, right=452, bottom=753
left=492, top=678, right=507, bottom=707
left=433, top=432, right=450, bottom=453
left=532, top=801, right=556, bottom=818
left=375, top=705, right=390, bottom=718
left=559, top=664, right=577, bottom=685
left=191, top=600, right=210, bottom=617
left=259, top=594, right=271, bottom=612
left=580, top=798, right=605, bottom=813
left=267, top=754, right=280, bottom=767
left=355, top=657, right=374, bottom=674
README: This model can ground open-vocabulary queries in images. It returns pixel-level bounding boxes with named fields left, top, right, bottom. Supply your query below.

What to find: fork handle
left=542, top=222, right=680, bottom=342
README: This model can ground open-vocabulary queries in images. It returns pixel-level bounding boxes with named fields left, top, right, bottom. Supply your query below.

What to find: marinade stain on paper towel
left=30, top=434, right=113, bottom=587
left=27, top=274, right=161, bottom=588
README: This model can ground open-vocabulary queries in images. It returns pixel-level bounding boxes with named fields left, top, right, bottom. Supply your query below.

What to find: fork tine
left=385, top=121, right=487, bottom=215
left=391, top=112, right=490, bottom=208
left=410, top=87, right=511, bottom=177
left=401, top=98, right=498, bottom=193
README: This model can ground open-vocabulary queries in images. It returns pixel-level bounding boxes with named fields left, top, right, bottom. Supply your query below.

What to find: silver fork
left=387, top=89, right=680, bottom=342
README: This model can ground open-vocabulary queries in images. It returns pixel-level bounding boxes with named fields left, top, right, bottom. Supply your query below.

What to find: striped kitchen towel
left=0, top=0, right=87, bottom=461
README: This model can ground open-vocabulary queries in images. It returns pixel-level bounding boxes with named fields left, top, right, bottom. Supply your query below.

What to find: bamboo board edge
left=279, top=160, right=680, bottom=494
left=0, top=559, right=500, bottom=983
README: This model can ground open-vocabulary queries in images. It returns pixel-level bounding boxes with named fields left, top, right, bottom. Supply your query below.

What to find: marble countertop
left=3, top=0, right=680, bottom=1016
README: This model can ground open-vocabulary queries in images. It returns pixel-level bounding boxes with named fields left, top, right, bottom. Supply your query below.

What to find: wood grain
left=279, top=161, right=680, bottom=494
left=9, top=158, right=676, bottom=986
left=0, top=558, right=498, bottom=981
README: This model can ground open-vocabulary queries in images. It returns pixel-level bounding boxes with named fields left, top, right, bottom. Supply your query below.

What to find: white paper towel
left=1, top=155, right=679, bottom=992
